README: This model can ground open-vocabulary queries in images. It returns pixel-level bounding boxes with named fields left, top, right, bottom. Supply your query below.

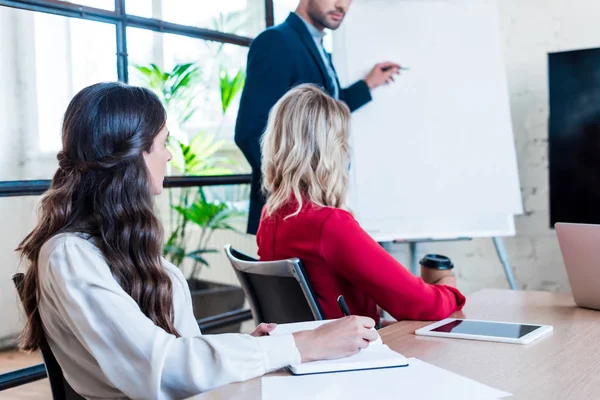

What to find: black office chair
left=224, top=245, right=324, bottom=324
left=12, top=273, right=84, bottom=400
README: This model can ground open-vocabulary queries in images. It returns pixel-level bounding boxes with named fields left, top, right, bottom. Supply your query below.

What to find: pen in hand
left=337, top=295, right=351, bottom=317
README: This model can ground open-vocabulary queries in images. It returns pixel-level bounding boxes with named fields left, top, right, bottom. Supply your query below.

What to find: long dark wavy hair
left=17, top=82, right=180, bottom=352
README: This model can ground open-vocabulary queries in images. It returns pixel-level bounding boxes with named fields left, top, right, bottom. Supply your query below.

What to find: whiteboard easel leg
left=409, top=242, right=418, bottom=276
left=493, top=237, right=517, bottom=290
left=379, top=241, right=393, bottom=252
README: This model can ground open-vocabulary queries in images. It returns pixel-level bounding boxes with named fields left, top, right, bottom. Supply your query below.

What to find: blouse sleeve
left=42, top=237, right=301, bottom=399
left=318, top=210, right=466, bottom=321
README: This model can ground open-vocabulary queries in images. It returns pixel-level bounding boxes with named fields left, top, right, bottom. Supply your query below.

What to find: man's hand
left=364, top=62, right=402, bottom=89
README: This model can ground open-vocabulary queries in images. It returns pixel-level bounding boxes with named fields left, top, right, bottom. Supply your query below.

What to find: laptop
left=555, top=222, right=600, bottom=310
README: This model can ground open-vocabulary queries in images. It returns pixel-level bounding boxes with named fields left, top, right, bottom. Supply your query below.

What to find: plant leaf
left=163, top=244, right=186, bottom=266
left=186, top=249, right=219, bottom=256
left=186, top=253, right=210, bottom=266
left=219, top=67, right=246, bottom=114
left=168, top=139, right=187, bottom=173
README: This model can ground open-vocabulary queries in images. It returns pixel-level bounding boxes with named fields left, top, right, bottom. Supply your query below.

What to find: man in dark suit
left=235, top=0, right=400, bottom=234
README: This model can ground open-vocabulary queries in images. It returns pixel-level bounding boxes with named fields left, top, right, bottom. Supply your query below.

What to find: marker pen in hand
left=382, top=66, right=409, bottom=71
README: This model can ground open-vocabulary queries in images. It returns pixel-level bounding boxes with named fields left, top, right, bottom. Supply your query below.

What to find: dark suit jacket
left=235, top=12, right=372, bottom=235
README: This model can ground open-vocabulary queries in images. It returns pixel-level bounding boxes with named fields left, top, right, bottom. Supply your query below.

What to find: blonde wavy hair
left=261, top=84, right=351, bottom=218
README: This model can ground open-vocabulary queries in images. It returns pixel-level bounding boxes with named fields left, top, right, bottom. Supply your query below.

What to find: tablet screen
left=431, top=320, right=540, bottom=338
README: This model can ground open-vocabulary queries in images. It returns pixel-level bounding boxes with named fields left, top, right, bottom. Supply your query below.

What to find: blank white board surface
left=332, top=0, right=523, bottom=241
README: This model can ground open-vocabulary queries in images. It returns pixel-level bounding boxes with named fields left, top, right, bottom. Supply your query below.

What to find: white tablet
left=415, top=318, right=553, bottom=344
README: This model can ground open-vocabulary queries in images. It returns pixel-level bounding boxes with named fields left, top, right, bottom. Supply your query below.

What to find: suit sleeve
left=318, top=210, right=466, bottom=321
left=235, top=29, right=295, bottom=170
left=340, top=80, right=372, bottom=112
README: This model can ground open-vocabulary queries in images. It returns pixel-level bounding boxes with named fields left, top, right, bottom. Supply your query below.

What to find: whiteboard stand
left=382, top=237, right=518, bottom=290
left=492, top=237, right=518, bottom=290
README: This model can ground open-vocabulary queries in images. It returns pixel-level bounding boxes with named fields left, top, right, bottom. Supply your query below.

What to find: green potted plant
left=133, top=61, right=249, bottom=332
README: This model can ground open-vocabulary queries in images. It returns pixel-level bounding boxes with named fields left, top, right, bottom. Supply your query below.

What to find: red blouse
left=257, top=203, right=466, bottom=324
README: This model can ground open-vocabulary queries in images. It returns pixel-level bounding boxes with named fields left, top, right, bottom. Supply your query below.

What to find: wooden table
left=192, top=289, right=600, bottom=399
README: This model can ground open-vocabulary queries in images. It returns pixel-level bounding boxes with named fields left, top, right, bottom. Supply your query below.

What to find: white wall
left=0, top=8, right=20, bottom=347
left=0, top=9, right=40, bottom=347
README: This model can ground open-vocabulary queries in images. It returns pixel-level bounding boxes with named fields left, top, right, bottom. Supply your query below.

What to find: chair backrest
left=224, top=245, right=324, bottom=324
left=12, top=273, right=84, bottom=400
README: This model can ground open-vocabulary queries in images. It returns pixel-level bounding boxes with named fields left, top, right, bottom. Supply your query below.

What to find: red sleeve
left=318, top=209, right=466, bottom=321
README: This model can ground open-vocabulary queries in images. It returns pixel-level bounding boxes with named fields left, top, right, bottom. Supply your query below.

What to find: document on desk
left=261, top=358, right=512, bottom=400
left=269, top=320, right=408, bottom=375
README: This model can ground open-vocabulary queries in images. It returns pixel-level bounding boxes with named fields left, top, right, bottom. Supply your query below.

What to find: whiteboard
left=332, top=0, right=523, bottom=241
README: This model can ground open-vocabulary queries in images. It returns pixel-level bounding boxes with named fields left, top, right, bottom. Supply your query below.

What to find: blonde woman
left=258, top=84, right=466, bottom=325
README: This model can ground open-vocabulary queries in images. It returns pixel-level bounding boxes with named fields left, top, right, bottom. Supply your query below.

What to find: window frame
left=0, top=0, right=276, bottom=196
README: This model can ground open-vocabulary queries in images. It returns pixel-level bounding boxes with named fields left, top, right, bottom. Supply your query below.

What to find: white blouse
left=37, top=233, right=301, bottom=400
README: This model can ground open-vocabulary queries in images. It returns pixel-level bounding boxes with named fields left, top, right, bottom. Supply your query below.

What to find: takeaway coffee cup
left=419, top=254, right=454, bottom=284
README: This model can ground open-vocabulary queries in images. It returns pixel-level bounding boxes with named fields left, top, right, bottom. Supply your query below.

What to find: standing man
left=235, top=0, right=400, bottom=235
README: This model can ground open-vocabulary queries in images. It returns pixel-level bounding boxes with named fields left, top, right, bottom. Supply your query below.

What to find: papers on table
left=261, top=358, right=511, bottom=400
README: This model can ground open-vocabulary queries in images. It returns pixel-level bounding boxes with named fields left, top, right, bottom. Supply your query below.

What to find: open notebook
left=269, top=320, right=408, bottom=375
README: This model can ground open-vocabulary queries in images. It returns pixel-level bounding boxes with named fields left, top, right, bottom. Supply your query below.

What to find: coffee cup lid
left=419, top=254, right=454, bottom=270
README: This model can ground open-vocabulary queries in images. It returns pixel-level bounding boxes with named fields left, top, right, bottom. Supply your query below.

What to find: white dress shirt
left=37, top=233, right=301, bottom=399
left=295, top=12, right=340, bottom=99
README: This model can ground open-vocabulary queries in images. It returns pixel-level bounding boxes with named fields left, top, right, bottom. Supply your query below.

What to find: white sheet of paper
left=261, top=358, right=511, bottom=400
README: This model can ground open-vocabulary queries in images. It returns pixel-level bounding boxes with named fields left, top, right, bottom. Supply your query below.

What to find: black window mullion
left=0, top=0, right=253, bottom=46
left=0, top=0, right=260, bottom=193
left=124, top=15, right=252, bottom=46
left=0, top=0, right=118, bottom=23
left=114, top=0, right=128, bottom=82
left=265, top=0, right=274, bottom=27
left=0, top=175, right=253, bottom=197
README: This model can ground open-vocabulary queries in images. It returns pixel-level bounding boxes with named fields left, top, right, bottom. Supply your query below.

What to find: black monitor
left=548, top=47, right=600, bottom=227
